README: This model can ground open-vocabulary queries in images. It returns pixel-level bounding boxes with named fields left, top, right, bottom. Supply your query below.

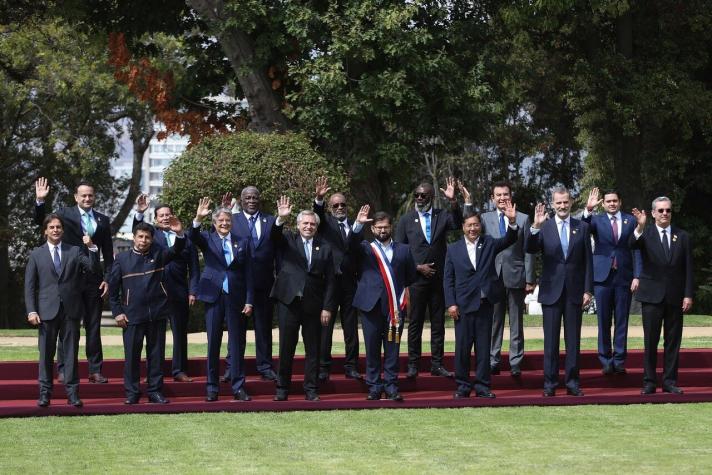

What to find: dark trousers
left=168, top=297, right=190, bottom=376
left=38, top=307, right=80, bottom=397
left=360, top=308, right=403, bottom=395
left=455, top=302, right=494, bottom=394
left=276, top=299, right=321, bottom=395
left=57, top=277, right=104, bottom=375
left=641, top=301, right=683, bottom=387
left=490, top=285, right=526, bottom=368
left=205, top=292, right=247, bottom=395
left=595, top=271, right=632, bottom=368
left=542, top=289, right=582, bottom=391
left=122, top=319, right=167, bottom=399
left=407, top=278, right=446, bottom=368
left=224, top=289, right=274, bottom=378
left=320, top=275, right=359, bottom=374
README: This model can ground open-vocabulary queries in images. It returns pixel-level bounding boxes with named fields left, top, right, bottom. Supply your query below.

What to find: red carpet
left=1, top=350, right=711, bottom=417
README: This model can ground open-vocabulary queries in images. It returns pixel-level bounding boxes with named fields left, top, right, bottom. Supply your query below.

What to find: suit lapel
left=210, top=232, right=227, bottom=267
left=668, top=227, right=678, bottom=263
left=490, top=212, right=502, bottom=238
left=296, top=234, right=309, bottom=268
left=58, top=243, right=71, bottom=277
left=256, top=215, right=269, bottom=248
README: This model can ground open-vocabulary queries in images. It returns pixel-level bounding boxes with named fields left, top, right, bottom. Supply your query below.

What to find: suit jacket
left=582, top=211, right=641, bottom=284
left=313, top=201, right=358, bottom=281
left=25, top=243, right=99, bottom=321
left=35, top=203, right=113, bottom=282
left=351, top=239, right=417, bottom=316
left=231, top=211, right=277, bottom=291
left=269, top=223, right=336, bottom=315
left=629, top=225, right=694, bottom=305
left=525, top=217, right=593, bottom=305
left=444, top=226, right=518, bottom=314
left=189, top=226, right=254, bottom=307
left=133, top=216, right=200, bottom=301
left=108, top=236, right=186, bottom=325
left=394, top=204, right=463, bottom=281
left=481, top=210, right=535, bottom=288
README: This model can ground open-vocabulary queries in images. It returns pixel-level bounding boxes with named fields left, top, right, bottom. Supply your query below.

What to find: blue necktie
left=83, top=212, right=95, bottom=237
left=499, top=212, right=506, bottom=237
left=304, top=240, right=311, bottom=269
left=249, top=215, right=259, bottom=246
left=164, top=231, right=174, bottom=247
left=52, top=247, right=61, bottom=275
left=423, top=212, right=431, bottom=243
left=560, top=221, right=569, bottom=257
left=222, top=237, right=232, bottom=293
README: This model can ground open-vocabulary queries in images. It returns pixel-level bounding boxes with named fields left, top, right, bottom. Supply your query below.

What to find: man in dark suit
left=480, top=182, right=536, bottom=377
left=313, top=176, right=362, bottom=381
left=221, top=186, right=278, bottom=382
left=445, top=206, right=518, bottom=399
left=395, top=177, right=469, bottom=379
left=25, top=214, right=100, bottom=407
left=133, top=195, right=200, bottom=382
left=351, top=208, right=417, bottom=401
left=109, top=220, right=187, bottom=405
left=526, top=187, right=593, bottom=397
left=631, top=197, right=694, bottom=395
left=271, top=196, right=336, bottom=402
left=583, top=187, right=641, bottom=375
left=191, top=198, right=254, bottom=402
left=34, top=177, right=112, bottom=383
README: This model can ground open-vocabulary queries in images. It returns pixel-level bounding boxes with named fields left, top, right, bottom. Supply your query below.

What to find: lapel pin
left=673, top=235, right=678, bottom=242
left=150, top=259, right=155, bottom=263
left=623, top=219, right=629, bottom=224
left=315, top=246, right=320, bottom=251
left=572, top=229, right=577, bottom=235
left=262, top=218, right=267, bottom=223
left=415, top=219, right=419, bottom=223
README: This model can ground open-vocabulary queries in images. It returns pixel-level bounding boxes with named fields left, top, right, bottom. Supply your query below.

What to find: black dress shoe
left=406, top=366, right=418, bottom=379
left=490, top=365, right=501, bottom=375
left=613, top=365, right=627, bottom=375
left=220, top=371, right=230, bottom=383
left=318, top=371, right=330, bottom=383
left=173, top=373, right=193, bottom=382
left=260, top=370, right=278, bottom=382
left=305, top=392, right=320, bottom=402
left=542, top=388, right=556, bottom=397
left=124, top=397, right=140, bottom=405
left=453, top=391, right=470, bottom=399
left=366, top=391, right=382, bottom=401
left=233, top=389, right=251, bottom=401
left=663, top=385, right=684, bottom=395
left=88, top=373, right=108, bottom=384
left=566, top=387, right=584, bottom=397
left=431, top=366, right=454, bottom=378
left=386, top=391, right=404, bottom=401
left=476, top=390, right=496, bottom=399
left=147, top=392, right=169, bottom=404
left=510, top=365, right=521, bottom=377
left=67, top=395, right=83, bottom=407
left=37, top=394, right=50, bottom=407
left=641, top=384, right=656, bottom=395
left=345, top=368, right=363, bottom=380
left=602, top=364, right=614, bottom=375
left=206, top=393, right=218, bottom=402
left=273, top=391, right=288, bottom=401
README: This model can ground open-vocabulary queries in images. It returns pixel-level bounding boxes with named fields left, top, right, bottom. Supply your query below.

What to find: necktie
left=339, top=222, right=347, bottom=242
left=560, top=220, right=569, bottom=257
left=610, top=216, right=618, bottom=269
left=499, top=212, right=506, bottom=237
left=52, top=246, right=61, bottom=275
left=83, top=212, right=95, bottom=237
left=249, top=215, right=258, bottom=246
left=304, top=240, right=311, bottom=269
left=662, top=229, right=670, bottom=260
left=423, top=212, right=431, bottom=243
left=164, top=231, right=174, bottom=247
left=469, top=241, right=477, bottom=271
left=222, top=237, right=231, bottom=293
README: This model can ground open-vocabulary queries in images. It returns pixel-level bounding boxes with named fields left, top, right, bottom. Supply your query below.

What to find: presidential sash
left=369, top=242, right=407, bottom=342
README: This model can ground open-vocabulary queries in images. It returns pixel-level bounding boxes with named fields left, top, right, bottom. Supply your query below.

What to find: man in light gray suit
left=481, top=182, right=536, bottom=376
left=25, top=214, right=99, bottom=408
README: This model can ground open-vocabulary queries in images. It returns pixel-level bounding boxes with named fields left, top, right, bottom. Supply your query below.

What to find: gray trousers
left=490, top=287, right=526, bottom=368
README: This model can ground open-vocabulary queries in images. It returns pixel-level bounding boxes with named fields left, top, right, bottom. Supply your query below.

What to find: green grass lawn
left=1, top=404, right=711, bottom=473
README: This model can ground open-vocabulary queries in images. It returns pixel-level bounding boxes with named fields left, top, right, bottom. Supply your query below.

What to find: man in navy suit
left=444, top=205, right=518, bottom=399
left=526, top=187, right=593, bottom=397
left=190, top=198, right=254, bottom=402
left=133, top=195, right=200, bottom=382
left=352, top=208, right=416, bottom=401
left=221, top=186, right=278, bottom=382
left=34, top=178, right=113, bottom=383
left=583, top=188, right=640, bottom=375
left=631, top=197, right=694, bottom=395
left=313, top=176, right=362, bottom=381
left=395, top=177, right=469, bottom=379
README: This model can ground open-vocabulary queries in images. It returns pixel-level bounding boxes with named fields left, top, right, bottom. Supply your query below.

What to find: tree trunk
left=187, top=0, right=291, bottom=133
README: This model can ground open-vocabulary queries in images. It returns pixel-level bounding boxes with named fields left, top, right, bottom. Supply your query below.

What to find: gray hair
left=551, top=185, right=570, bottom=198
left=212, top=207, right=233, bottom=222
left=241, top=186, right=260, bottom=198
left=651, top=196, right=672, bottom=210
left=296, top=209, right=320, bottom=226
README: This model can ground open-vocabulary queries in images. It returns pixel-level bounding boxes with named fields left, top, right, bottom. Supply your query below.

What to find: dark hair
left=463, top=210, right=481, bottom=222
left=42, top=213, right=64, bottom=231
left=601, top=189, right=620, bottom=200
left=491, top=181, right=512, bottom=194
left=134, top=222, right=155, bottom=237
left=154, top=204, right=172, bottom=216
left=75, top=180, right=94, bottom=193
left=372, top=211, right=392, bottom=225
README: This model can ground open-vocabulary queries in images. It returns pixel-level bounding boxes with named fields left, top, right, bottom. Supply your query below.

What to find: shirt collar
left=555, top=215, right=570, bottom=226
left=607, top=211, right=622, bottom=221
left=48, top=242, right=61, bottom=251
left=243, top=211, right=259, bottom=220
left=376, top=239, right=393, bottom=249
left=656, top=224, right=671, bottom=234
left=337, top=218, right=349, bottom=225
left=78, top=206, right=93, bottom=217
left=464, top=236, right=479, bottom=247
left=303, top=238, right=312, bottom=246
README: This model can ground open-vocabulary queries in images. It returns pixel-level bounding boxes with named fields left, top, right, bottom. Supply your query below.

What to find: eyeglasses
left=414, top=192, right=429, bottom=198
left=656, top=209, right=672, bottom=214
left=331, top=203, right=346, bottom=209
